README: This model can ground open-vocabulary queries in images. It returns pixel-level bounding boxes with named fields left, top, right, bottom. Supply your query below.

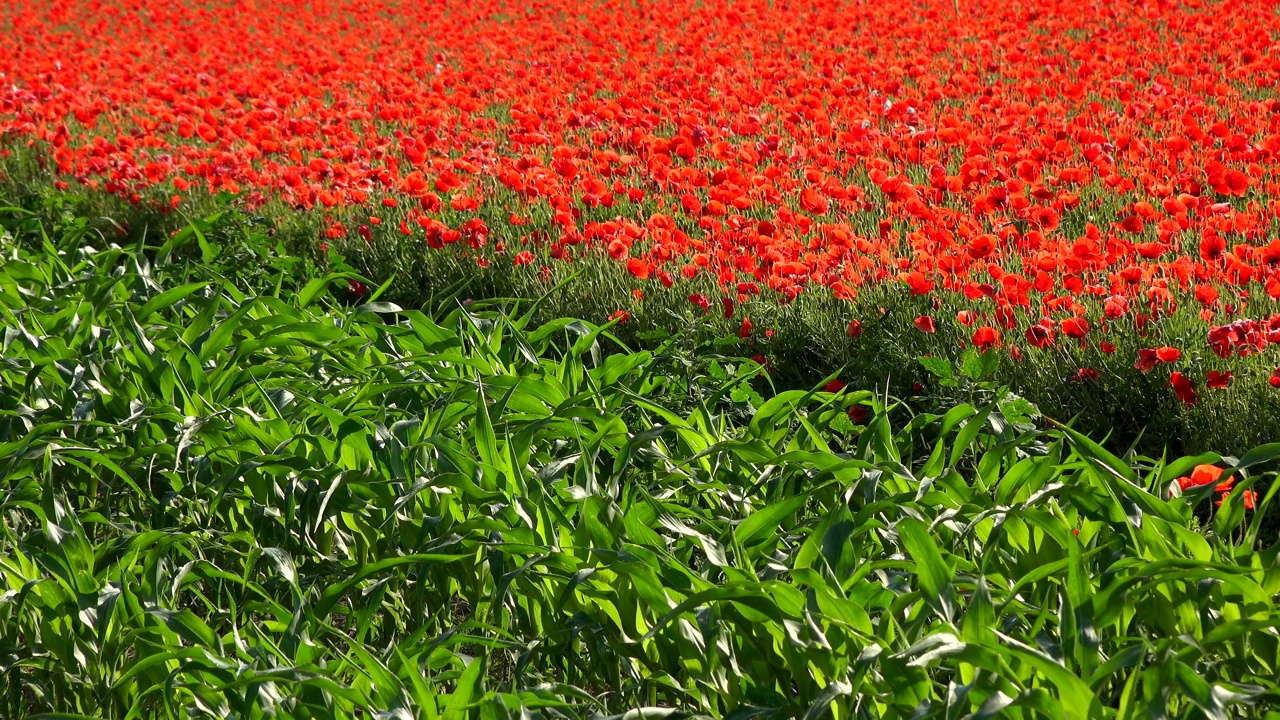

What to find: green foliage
left=2, top=164, right=1280, bottom=457
left=1, top=211, right=1280, bottom=718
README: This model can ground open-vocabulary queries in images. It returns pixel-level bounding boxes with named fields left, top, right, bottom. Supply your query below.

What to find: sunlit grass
left=1, top=203, right=1278, bottom=718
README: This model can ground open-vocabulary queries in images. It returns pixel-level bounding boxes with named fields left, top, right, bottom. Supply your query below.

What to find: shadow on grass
left=3, top=171, right=1278, bottom=460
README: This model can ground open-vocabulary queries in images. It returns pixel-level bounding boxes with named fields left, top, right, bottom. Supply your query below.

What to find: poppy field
left=3, top=0, right=1280, bottom=716
left=7, top=0, right=1280, bottom=448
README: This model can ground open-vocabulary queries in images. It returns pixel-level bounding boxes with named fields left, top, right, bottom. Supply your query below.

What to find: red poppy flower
left=1061, top=317, right=1090, bottom=339
left=1215, top=489, right=1257, bottom=510
left=972, top=326, right=1001, bottom=350
left=738, top=317, right=754, bottom=338
left=1206, top=370, right=1233, bottom=389
left=847, top=320, right=864, bottom=338
left=800, top=187, right=830, bottom=215
left=967, top=235, right=996, bottom=259
left=825, top=379, right=847, bottom=393
left=1177, top=464, right=1223, bottom=492
left=626, top=257, right=651, bottom=279
left=1242, top=490, right=1258, bottom=510
left=1195, top=285, right=1220, bottom=305
left=1169, top=372, right=1197, bottom=405
left=1104, top=295, right=1130, bottom=319
left=1071, top=368, right=1099, bottom=383
left=903, top=272, right=935, bottom=296
left=1026, top=322, right=1055, bottom=349
left=847, top=405, right=869, bottom=424
left=1272, top=368, right=1280, bottom=388
left=1134, top=348, right=1160, bottom=373
left=914, top=316, right=936, bottom=334
left=1155, top=346, right=1182, bottom=363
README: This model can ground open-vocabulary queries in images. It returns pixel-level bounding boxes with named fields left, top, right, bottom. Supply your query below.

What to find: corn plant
left=0, top=213, right=1278, bottom=718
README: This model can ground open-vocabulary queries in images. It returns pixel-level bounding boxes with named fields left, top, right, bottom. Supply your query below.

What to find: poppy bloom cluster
left=5, top=0, right=1280, bottom=398
left=1207, top=315, right=1280, bottom=358
left=1174, top=464, right=1257, bottom=510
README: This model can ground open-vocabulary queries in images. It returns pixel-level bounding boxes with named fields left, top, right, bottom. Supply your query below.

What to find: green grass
left=2, top=202, right=1280, bottom=718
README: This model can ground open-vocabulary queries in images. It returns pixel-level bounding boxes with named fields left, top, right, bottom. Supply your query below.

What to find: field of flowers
left=7, top=0, right=1280, bottom=450
left=4, top=0, right=1280, bottom=716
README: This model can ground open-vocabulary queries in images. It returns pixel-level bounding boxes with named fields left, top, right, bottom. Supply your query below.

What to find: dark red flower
left=1169, top=372, right=1197, bottom=405
left=1206, top=370, right=1233, bottom=389
left=1135, top=348, right=1160, bottom=373
left=1026, top=322, right=1055, bottom=349
left=1071, top=367, right=1099, bottom=383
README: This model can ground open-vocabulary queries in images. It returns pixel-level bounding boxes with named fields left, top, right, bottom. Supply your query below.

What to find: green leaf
left=441, top=657, right=485, bottom=720
left=356, top=301, right=404, bottom=314
left=136, top=281, right=210, bottom=320
left=313, top=553, right=467, bottom=619
left=918, top=355, right=954, bottom=380
left=736, top=492, right=811, bottom=548
left=298, top=272, right=355, bottom=307
left=1235, top=442, right=1280, bottom=470
left=991, top=633, right=1101, bottom=715
left=1057, top=422, right=1137, bottom=483
left=998, top=394, right=1040, bottom=426
left=898, top=518, right=953, bottom=621
left=960, top=347, right=999, bottom=381
left=801, top=680, right=852, bottom=720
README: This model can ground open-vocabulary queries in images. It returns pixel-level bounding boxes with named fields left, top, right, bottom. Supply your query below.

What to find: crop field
left=6, top=0, right=1280, bottom=449
left=2, top=0, right=1280, bottom=717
